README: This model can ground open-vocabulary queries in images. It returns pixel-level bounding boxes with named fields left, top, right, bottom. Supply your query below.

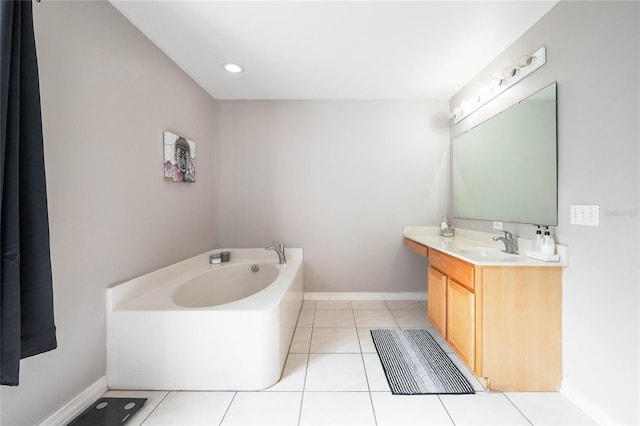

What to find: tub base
left=106, top=249, right=303, bottom=391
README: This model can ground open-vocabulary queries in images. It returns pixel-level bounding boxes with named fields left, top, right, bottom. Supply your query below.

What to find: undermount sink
left=454, top=246, right=521, bottom=261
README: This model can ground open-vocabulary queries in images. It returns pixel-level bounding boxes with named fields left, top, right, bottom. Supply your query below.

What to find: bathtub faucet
left=265, top=243, right=287, bottom=265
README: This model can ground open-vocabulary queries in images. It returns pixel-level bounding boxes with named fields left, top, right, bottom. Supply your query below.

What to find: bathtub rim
left=107, top=248, right=303, bottom=313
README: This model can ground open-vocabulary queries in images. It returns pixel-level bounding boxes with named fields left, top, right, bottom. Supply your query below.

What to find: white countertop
left=404, top=226, right=568, bottom=267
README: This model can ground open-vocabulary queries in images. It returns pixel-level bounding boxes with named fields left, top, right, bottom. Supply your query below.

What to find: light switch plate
left=493, top=221, right=503, bottom=230
left=570, top=204, right=600, bottom=226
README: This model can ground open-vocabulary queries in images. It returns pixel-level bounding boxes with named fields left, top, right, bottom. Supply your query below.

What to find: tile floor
left=104, top=300, right=597, bottom=425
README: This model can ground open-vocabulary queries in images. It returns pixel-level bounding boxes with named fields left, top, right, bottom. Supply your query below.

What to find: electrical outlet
left=570, top=204, right=600, bottom=226
left=493, top=221, right=503, bottom=230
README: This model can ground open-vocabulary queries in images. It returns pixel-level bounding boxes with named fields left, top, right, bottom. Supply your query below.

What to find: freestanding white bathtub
left=106, top=248, right=303, bottom=391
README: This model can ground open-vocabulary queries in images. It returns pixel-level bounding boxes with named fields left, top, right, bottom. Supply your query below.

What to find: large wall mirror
left=452, top=82, right=557, bottom=225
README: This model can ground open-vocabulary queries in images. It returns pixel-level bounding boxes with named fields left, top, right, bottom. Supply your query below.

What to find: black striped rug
left=371, top=329, right=474, bottom=395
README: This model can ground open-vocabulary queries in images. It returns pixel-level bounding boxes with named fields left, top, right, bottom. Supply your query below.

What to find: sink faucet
left=492, top=231, right=518, bottom=254
left=265, top=242, right=287, bottom=265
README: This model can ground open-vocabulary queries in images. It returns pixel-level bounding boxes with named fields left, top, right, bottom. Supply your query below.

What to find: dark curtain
left=1, top=0, right=57, bottom=386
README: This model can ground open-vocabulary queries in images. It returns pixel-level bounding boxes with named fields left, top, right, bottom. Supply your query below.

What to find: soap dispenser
left=440, top=216, right=448, bottom=231
left=534, top=225, right=543, bottom=253
left=440, top=216, right=455, bottom=238
left=541, top=226, right=555, bottom=255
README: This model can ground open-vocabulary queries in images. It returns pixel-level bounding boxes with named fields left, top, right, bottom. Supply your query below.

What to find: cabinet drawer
left=429, top=249, right=474, bottom=291
left=403, top=238, right=429, bottom=257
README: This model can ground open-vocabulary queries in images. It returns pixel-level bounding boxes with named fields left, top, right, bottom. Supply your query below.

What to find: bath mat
left=371, top=329, right=474, bottom=395
left=67, top=397, right=147, bottom=425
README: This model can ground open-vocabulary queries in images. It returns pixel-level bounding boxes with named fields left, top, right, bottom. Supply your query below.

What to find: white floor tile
left=305, top=354, right=369, bottom=391
left=142, top=391, right=234, bottom=425
left=299, top=392, right=376, bottom=426
left=357, top=328, right=378, bottom=353
left=386, top=300, right=426, bottom=310
left=352, top=300, right=389, bottom=310
left=290, top=327, right=312, bottom=353
left=316, top=300, right=353, bottom=310
left=313, top=309, right=355, bottom=328
left=371, top=392, right=453, bottom=425
left=353, top=309, right=398, bottom=328
left=297, top=310, right=315, bottom=327
left=264, top=354, right=308, bottom=392
left=439, top=392, right=531, bottom=425
left=101, top=390, right=168, bottom=426
left=221, top=392, right=302, bottom=425
left=391, top=309, right=431, bottom=328
left=310, top=328, right=361, bottom=353
left=505, top=392, right=598, bottom=425
left=362, top=353, right=390, bottom=392
left=301, top=300, right=316, bottom=310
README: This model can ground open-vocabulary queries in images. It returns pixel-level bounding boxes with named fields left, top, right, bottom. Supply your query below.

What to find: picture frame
left=163, top=131, right=196, bottom=183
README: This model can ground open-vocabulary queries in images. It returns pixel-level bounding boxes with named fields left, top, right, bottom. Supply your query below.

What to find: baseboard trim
left=37, top=376, right=108, bottom=426
left=304, top=292, right=427, bottom=301
left=560, top=380, right=618, bottom=425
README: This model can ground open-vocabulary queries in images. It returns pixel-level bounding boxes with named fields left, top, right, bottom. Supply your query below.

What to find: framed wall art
left=163, top=131, right=196, bottom=183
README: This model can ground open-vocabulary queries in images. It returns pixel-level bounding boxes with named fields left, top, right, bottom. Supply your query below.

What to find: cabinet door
left=447, top=280, right=475, bottom=370
left=427, top=267, right=447, bottom=338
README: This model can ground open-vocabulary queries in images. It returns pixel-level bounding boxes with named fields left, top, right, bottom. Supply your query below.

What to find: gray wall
left=0, top=2, right=216, bottom=425
left=213, top=100, right=449, bottom=293
left=450, top=2, right=639, bottom=424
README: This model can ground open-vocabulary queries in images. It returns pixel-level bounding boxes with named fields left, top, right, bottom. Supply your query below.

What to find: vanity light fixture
left=501, top=66, right=519, bottom=79
left=450, top=46, right=546, bottom=124
left=222, top=62, right=245, bottom=74
left=477, top=86, right=492, bottom=99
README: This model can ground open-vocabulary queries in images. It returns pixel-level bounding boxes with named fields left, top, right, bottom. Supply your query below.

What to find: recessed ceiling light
left=223, top=62, right=244, bottom=74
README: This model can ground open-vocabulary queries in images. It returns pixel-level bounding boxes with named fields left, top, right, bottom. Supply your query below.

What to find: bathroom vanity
left=403, top=227, right=565, bottom=392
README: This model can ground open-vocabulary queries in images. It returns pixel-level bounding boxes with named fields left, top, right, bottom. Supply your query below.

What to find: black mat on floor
left=371, top=329, right=474, bottom=395
left=67, top=397, right=147, bottom=426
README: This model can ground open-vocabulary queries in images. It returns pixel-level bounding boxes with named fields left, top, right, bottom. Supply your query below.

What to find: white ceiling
left=110, top=1, right=558, bottom=100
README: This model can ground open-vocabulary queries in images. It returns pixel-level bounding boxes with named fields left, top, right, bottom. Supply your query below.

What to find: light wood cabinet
left=447, top=279, right=475, bottom=369
left=404, top=237, right=562, bottom=391
left=427, top=267, right=447, bottom=337
left=403, top=237, right=429, bottom=257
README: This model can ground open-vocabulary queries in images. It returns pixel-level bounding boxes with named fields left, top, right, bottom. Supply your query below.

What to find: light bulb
left=517, top=55, right=533, bottom=68
left=501, top=66, right=519, bottom=79
left=478, top=86, right=492, bottom=100
left=489, top=77, right=504, bottom=88
left=222, top=62, right=244, bottom=73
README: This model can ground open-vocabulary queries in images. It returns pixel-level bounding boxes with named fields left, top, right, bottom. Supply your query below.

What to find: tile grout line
left=503, top=393, right=535, bottom=425
left=354, top=303, right=380, bottom=426
left=296, top=302, right=316, bottom=425
left=386, top=300, right=404, bottom=330
left=217, top=392, right=237, bottom=426
left=363, top=352, right=380, bottom=426
left=437, top=394, right=457, bottom=426
left=296, top=359, right=310, bottom=425
left=139, top=391, right=170, bottom=425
